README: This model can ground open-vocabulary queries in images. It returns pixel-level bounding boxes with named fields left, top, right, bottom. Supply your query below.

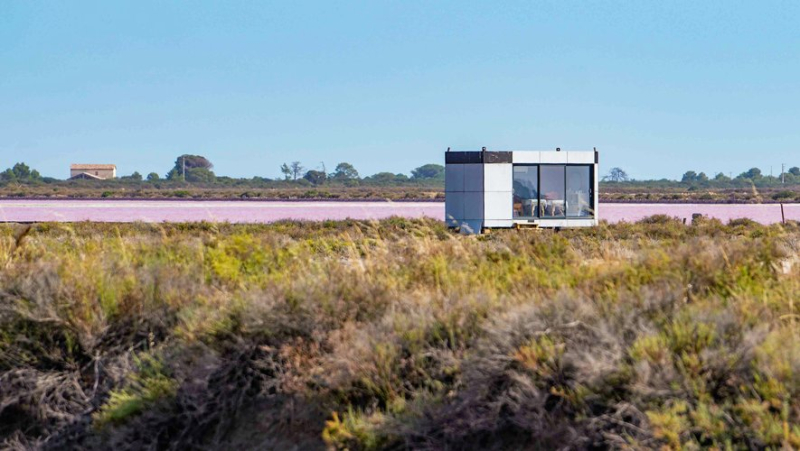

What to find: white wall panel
left=512, top=151, right=540, bottom=164
left=566, top=152, right=595, bottom=164
left=483, top=164, right=512, bottom=192
left=483, top=219, right=514, bottom=228
left=540, top=152, right=568, bottom=164
left=484, top=191, right=513, bottom=220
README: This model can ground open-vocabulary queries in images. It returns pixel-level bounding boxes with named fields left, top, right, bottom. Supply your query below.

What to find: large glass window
left=540, top=165, right=566, bottom=217
left=566, top=166, right=593, bottom=217
left=512, top=164, right=594, bottom=219
left=512, top=166, right=538, bottom=218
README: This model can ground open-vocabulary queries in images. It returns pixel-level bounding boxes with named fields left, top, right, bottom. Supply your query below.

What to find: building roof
left=445, top=150, right=597, bottom=165
left=69, top=172, right=105, bottom=180
left=70, top=164, right=116, bottom=170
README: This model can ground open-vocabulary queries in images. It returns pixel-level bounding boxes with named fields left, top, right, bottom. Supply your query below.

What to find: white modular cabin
left=445, top=149, right=599, bottom=233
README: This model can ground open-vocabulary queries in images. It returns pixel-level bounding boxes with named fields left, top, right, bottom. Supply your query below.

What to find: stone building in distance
left=70, top=164, right=117, bottom=180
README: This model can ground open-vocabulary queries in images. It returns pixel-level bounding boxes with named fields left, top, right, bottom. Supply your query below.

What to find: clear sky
left=1, top=1, right=799, bottom=180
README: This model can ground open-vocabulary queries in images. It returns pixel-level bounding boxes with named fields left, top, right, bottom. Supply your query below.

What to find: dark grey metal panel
left=445, top=152, right=483, bottom=164
left=483, top=151, right=512, bottom=164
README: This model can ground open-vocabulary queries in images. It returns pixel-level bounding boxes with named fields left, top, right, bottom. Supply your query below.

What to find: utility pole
left=182, top=157, right=186, bottom=180
left=782, top=163, right=786, bottom=184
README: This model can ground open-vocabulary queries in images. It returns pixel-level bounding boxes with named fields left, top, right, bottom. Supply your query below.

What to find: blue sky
left=1, top=1, right=799, bottom=180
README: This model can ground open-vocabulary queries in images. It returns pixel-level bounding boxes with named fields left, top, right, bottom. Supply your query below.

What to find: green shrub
left=93, top=354, right=177, bottom=427
left=772, top=190, right=795, bottom=200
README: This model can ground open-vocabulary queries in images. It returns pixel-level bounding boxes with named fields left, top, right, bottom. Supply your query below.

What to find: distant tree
left=130, top=171, right=143, bottom=181
left=367, top=172, right=399, bottom=183
left=280, top=163, right=292, bottom=181
left=364, top=172, right=409, bottom=184
left=175, top=155, right=213, bottom=171
left=13, top=163, right=31, bottom=179
left=714, top=172, right=731, bottom=181
left=331, top=162, right=359, bottom=181
left=185, top=167, right=216, bottom=183
left=166, top=168, right=181, bottom=180
left=290, top=162, right=304, bottom=181
left=0, top=168, right=13, bottom=182
left=147, top=172, right=160, bottom=181
left=737, top=168, right=762, bottom=180
left=681, top=171, right=698, bottom=183
left=604, top=167, right=629, bottom=182
left=790, top=167, right=800, bottom=176
left=303, top=169, right=326, bottom=185
left=166, top=155, right=214, bottom=181
left=696, top=172, right=709, bottom=182
left=411, top=164, right=445, bottom=179
left=0, top=162, right=42, bottom=182
left=166, top=155, right=213, bottom=180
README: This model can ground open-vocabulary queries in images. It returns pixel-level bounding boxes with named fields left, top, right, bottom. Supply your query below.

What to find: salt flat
left=0, top=199, right=797, bottom=224
left=0, top=200, right=442, bottom=223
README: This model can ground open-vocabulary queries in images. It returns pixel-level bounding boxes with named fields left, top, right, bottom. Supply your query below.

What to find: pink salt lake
left=0, top=200, right=798, bottom=225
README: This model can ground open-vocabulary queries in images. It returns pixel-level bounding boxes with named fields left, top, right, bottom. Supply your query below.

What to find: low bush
left=1, top=217, right=799, bottom=449
left=773, top=190, right=795, bottom=200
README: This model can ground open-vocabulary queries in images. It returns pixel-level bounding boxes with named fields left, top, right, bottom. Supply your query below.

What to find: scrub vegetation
left=602, top=182, right=800, bottom=204
left=2, top=217, right=800, bottom=449
left=0, top=181, right=445, bottom=201
left=0, top=158, right=446, bottom=201
left=5, top=159, right=800, bottom=203
left=6, top=177, right=800, bottom=203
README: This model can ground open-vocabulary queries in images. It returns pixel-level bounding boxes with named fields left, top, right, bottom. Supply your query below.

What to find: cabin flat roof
left=446, top=150, right=594, bottom=153
left=445, top=150, right=596, bottom=164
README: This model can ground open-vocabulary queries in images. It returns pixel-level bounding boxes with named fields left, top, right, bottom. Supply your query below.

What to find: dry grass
left=1, top=217, right=799, bottom=449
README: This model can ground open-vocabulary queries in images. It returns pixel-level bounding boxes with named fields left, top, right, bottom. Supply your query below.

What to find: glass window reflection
left=540, top=165, right=566, bottom=217
left=511, top=164, right=594, bottom=220
left=566, top=166, right=593, bottom=217
left=512, top=166, right=538, bottom=218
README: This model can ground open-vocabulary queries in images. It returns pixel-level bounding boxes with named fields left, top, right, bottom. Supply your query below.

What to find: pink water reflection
left=0, top=200, right=798, bottom=225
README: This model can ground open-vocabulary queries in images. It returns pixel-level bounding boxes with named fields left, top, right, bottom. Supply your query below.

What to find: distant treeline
left=603, top=166, right=800, bottom=189
left=0, top=155, right=445, bottom=187
left=4, top=158, right=800, bottom=191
